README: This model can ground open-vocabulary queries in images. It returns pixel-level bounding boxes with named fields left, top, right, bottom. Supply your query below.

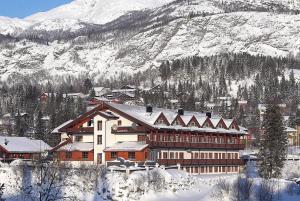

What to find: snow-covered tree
left=257, top=104, right=288, bottom=179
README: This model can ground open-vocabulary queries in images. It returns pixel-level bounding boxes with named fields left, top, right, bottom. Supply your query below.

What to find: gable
left=154, top=113, right=170, bottom=126
left=202, top=117, right=214, bottom=128
left=187, top=116, right=201, bottom=127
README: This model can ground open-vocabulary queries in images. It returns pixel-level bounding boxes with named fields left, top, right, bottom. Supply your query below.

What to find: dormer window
left=157, top=118, right=165, bottom=125
left=203, top=122, right=210, bottom=128
left=188, top=121, right=197, bottom=127
left=173, top=119, right=181, bottom=126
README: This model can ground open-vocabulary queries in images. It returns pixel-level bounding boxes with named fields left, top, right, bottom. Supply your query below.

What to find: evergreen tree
left=14, top=111, right=23, bottom=137
left=89, top=88, right=96, bottom=98
left=257, top=104, right=288, bottom=179
left=35, top=109, right=46, bottom=141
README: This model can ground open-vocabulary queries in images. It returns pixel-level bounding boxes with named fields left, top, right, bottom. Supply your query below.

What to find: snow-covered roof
left=0, top=137, right=51, bottom=153
left=104, top=141, right=148, bottom=152
left=58, top=142, right=93, bottom=152
left=210, top=118, right=221, bottom=127
left=106, top=103, right=246, bottom=135
left=51, top=120, right=73, bottom=133
left=94, top=87, right=105, bottom=92
left=285, top=126, right=297, bottom=132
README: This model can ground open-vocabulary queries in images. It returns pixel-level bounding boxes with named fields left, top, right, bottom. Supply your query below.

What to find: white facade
left=93, top=110, right=139, bottom=164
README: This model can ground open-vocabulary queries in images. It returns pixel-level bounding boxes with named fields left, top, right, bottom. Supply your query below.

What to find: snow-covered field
left=1, top=160, right=300, bottom=201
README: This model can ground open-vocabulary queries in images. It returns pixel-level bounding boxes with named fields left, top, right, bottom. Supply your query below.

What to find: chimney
left=206, top=112, right=211, bottom=118
left=178, top=108, right=184, bottom=116
left=146, top=105, right=153, bottom=113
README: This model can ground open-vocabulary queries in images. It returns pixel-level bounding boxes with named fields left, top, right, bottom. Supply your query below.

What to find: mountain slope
left=26, top=0, right=175, bottom=25
left=0, top=0, right=300, bottom=80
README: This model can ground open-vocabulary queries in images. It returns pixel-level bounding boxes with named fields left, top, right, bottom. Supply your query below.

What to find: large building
left=53, top=102, right=247, bottom=174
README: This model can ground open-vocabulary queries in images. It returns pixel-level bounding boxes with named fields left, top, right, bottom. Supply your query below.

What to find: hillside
left=0, top=0, right=300, bottom=81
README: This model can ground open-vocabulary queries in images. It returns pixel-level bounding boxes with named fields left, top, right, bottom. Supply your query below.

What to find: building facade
left=54, top=102, right=247, bottom=174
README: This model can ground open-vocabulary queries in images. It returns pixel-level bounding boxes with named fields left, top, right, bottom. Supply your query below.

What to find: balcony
left=66, top=127, right=94, bottom=134
left=157, top=159, right=244, bottom=166
left=146, top=140, right=245, bottom=150
left=111, top=126, right=147, bottom=134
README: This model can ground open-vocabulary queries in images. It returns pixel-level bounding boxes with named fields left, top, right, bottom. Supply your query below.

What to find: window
left=82, top=152, right=89, bottom=159
left=138, top=135, right=146, bottom=141
left=195, top=153, right=199, bottom=159
left=75, top=136, right=83, bottom=142
left=200, top=166, right=205, bottom=173
left=66, top=152, right=72, bottom=159
left=222, top=166, right=226, bottom=172
left=87, top=120, right=93, bottom=127
left=128, top=152, right=135, bottom=160
left=170, top=152, right=174, bottom=159
left=118, top=120, right=122, bottom=126
left=189, top=121, right=196, bottom=127
left=209, top=153, right=213, bottom=159
left=214, top=153, right=218, bottom=159
left=97, top=121, right=102, bottom=131
left=163, top=152, right=168, bottom=159
left=175, top=152, right=178, bottom=159
left=97, top=135, right=102, bottom=145
left=179, top=152, right=184, bottom=159
left=214, top=166, right=218, bottom=172
left=111, top=152, right=117, bottom=159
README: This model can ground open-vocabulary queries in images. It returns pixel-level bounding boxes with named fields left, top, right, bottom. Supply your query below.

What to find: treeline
left=0, top=77, right=94, bottom=146
left=145, top=53, right=300, bottom=127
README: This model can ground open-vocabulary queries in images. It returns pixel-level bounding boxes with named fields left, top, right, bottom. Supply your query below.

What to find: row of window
left=65, top=151, right=89, bottom=159
left=150, top=134, right=239, bottom=144
left=185, top=166, right=239, bottom=174
left=97, top=120, right=122, bottom=131
left=159, top=152, right=239, bottom=160
left=110, top=151, right=136, bottom=160
left=74, top=135, right=103, bottom=144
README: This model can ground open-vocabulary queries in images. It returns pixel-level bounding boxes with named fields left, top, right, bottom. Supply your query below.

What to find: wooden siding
left=58, top=150, right=94, bottom=161
left=105, top=149, right=148, bottom=161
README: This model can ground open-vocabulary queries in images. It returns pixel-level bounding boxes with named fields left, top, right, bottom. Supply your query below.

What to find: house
left=285, top=126, right=299, bottom=146
left=0, top=136, right=51, bottom=162
left=93, top=87, right=110, bottom=97
left=39, top=92, right=87, bottom=103
left=53, top=102, right=247, bottom=174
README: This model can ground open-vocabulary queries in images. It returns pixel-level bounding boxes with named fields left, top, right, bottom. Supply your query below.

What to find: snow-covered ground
left=1, top=160, right=300, bottom=201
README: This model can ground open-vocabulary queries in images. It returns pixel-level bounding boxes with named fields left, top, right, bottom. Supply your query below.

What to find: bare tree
left=22, top=163, right=75, bottom=201
left=210, top=178, right=231, bottom=201
left=231, top=176, right=253, bottom=201
left=256, top=179, right=277, bottom=201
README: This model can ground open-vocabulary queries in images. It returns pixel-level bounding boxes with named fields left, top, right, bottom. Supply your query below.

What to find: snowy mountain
left=26, top=0, right=175, bottom=25
left=0, top=0, right=300, bottom=80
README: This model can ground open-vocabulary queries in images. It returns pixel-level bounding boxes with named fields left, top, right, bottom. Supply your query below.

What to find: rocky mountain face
left=0, top=0, right=300, bottom=81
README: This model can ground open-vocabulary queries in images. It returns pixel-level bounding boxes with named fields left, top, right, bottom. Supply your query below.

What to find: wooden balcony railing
left=146, top=140, right=245, bottom=150
left=66, top=127, right=94, bottom=133
left=111, top=126, right=147, bottom=134
left=157, top=159, right=244, bottom=166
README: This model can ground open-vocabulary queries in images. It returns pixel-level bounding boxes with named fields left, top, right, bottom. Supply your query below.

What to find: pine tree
left=35, top=109, right=46, bottom=141
left=257, top=104, right=288, bottom=179
left=15, top=111, right=23, bottom=136
left=89, top=88, right=96, bottom=98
